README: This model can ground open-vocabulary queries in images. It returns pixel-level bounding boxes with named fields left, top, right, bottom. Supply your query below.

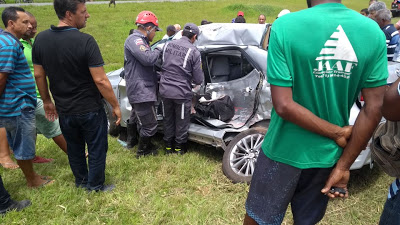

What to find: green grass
left=0, top=0, right=397, bottom=224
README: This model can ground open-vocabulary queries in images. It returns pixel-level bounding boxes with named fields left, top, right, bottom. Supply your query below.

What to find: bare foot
left=28, top=175, right=54, bottom=188
left=0, top=157, right=19, bottom=170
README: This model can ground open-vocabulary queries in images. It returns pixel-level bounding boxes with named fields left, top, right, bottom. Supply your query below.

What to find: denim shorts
left=245, top=151, right=333, bottom=225
left=36, top=98, right=62, bottom=139
left=0, top=107, right=36, bottom=160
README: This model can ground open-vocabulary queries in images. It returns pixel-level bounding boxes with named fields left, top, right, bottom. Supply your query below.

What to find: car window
left=205, top=50, right=255, bottom=83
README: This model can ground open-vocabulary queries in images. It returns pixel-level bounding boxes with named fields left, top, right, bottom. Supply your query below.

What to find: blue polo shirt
left=0, top=31, right=36, bottom=117
left=382, top=24, right=399, bottom=61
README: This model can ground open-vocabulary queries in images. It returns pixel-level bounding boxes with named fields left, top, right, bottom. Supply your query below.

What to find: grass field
left=0, top=0, right=397, bottom=224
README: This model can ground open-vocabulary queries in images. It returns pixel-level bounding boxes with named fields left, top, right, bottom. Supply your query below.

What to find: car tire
left=222, top=127, right=267, bottom=184
left=103, top=100, right=120, bottom=137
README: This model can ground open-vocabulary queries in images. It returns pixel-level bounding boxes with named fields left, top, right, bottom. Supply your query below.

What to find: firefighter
left=159, top=23, right=204, bottom=154
left=124, top=11, right=162, bottom=157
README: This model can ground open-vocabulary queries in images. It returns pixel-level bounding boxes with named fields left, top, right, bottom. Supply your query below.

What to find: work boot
left=164, top=140, right=174, bottom=155
left=136, top=136, right=158, bottom=158
left=174, top=142, right=187, bottom=155
left=126, top=120, right=138, bottom=148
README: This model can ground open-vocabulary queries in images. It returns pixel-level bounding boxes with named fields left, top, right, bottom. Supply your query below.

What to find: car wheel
left=103, top=100, right=120, bottom=137
left=222, top=127, right=267, bottom=184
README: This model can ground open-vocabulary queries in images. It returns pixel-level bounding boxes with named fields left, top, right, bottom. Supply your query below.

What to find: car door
left=199, top=47, right=263, bottom=127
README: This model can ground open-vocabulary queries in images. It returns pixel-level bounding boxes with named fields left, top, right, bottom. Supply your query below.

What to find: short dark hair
left=54, top=0, right=86, bottom=20
left=234, top=16, right=246, bottom=23
left=360, top=8, right=369, bottom=15
left=138, top=22, right=155, bottom=30
left=2, top=6, right=25, bottom=28
left=182, top=29, right=196, bottom=39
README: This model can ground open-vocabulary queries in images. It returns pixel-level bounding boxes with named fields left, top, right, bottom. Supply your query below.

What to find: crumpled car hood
left=196, top=23, right=269, bottom=47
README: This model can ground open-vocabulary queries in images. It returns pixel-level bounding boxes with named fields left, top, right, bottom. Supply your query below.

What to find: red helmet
left=136, top=11, right=159, bottom=27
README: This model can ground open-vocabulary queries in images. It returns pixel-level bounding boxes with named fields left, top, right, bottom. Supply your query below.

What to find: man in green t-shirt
left=244, top=0, right=388, bottom=224
left=21, top=12, right=67, bottom=159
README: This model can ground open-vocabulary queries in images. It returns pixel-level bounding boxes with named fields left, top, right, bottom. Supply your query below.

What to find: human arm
left=382, top=78, right=400, bottom=121
left=125, top=38, right=161, bottom=66
left=395, top=20, right=400, bottom=30
left=191, top=50, right=204, bottom=85
left=321, top=85, right=386, bottom=198
left=0, top=72, right=8, bottom=97
left=89, top=66, right=121, bottom=126
left=34, top=64, right=58, bottom=122
left=270, top=85, right=352, bottom=147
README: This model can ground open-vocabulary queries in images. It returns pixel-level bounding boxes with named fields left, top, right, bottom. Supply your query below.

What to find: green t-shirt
left=263, top=3, right=388, bottom=169
left=20, top=38, right=40, bottom=98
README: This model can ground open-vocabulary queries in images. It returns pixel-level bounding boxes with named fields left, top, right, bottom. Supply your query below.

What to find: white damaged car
left=104, top=23, right=400, bottom=183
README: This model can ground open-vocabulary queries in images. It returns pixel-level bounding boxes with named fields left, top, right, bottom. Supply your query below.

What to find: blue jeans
left=379, top=193, right=400, bottom=225
left=59, top=108, right=108, bottom=191
left=0, top=176, right=11, bottom=210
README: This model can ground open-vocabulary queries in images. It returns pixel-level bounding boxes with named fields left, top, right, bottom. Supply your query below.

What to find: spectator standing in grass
left=174, top=24, right=181, bottom=31
left=33, top=0, right=121, bottom=192
left=258, top=14, right=266, bottom=24
left=373, top=9, right=399, bottom=61
left=234, top=11, right=246, bottom=23
left=20, top=11, right=68, bottom=162
left=159, top=23, right=203, bottom=155
left=162, top=25, right=177, bottom=40
left=109, top=0, right=115, bottom=8
left=243, top=0, right=388, bottom=224
left=0, top=6, right=53, bottom=188
left=360, top=8, right=369, bottom=16
left=368, top=1, right=386, bottom=20
left=124, top=11, right=162, bottom=158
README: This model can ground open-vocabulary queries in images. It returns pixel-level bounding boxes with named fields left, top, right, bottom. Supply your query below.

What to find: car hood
left=196, top=23, right=269, bottom=47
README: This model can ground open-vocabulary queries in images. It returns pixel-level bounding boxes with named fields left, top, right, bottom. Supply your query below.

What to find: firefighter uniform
left=159, top=23, right=204, bottom=154
left=124, top=11, right=162, bottom=157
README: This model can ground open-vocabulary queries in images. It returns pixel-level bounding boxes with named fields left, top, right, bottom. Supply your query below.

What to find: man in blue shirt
left=374, top=9, right=400, bottom=61
left=0, top=6, right=53, bottom=216
left=0, top=7, right=52, bottom=189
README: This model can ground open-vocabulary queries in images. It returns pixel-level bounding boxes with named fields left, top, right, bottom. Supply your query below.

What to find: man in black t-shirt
left=32, top=0, right=121, bottom=192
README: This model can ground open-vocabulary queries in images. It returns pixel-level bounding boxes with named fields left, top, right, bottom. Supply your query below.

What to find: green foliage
left=224, top=3, right=283, bottom=17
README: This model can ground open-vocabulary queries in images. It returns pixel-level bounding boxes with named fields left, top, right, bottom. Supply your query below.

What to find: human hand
left=44, top=102, right=58, bottom=122
left=334, top=125, right=353, bottom=148
left=112, top=106, right=121, bottom=126
left=321, top=167, right=350, bottom=199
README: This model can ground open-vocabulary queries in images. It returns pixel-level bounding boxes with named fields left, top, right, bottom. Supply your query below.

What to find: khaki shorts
left=36, top=98, right=62, bottom=139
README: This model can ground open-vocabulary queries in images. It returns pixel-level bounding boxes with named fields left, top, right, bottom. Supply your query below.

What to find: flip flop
left=30, top=179, right=55, bottom=189
left=0, top=162, right=19, bottom=170
left=32, top=156, right=54, bottom=164
left=41, top=176, right=53, bottom=180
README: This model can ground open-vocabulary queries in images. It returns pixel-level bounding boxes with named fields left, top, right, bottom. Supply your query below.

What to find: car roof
left=196, top=23, right=270, bottom=47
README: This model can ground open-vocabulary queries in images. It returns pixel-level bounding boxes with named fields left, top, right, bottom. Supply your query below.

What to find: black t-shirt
left=32, top=25, right=104, bottom=115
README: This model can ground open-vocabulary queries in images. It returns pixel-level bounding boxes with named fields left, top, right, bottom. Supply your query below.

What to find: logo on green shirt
left=313, top=25, right=358, bottom=79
